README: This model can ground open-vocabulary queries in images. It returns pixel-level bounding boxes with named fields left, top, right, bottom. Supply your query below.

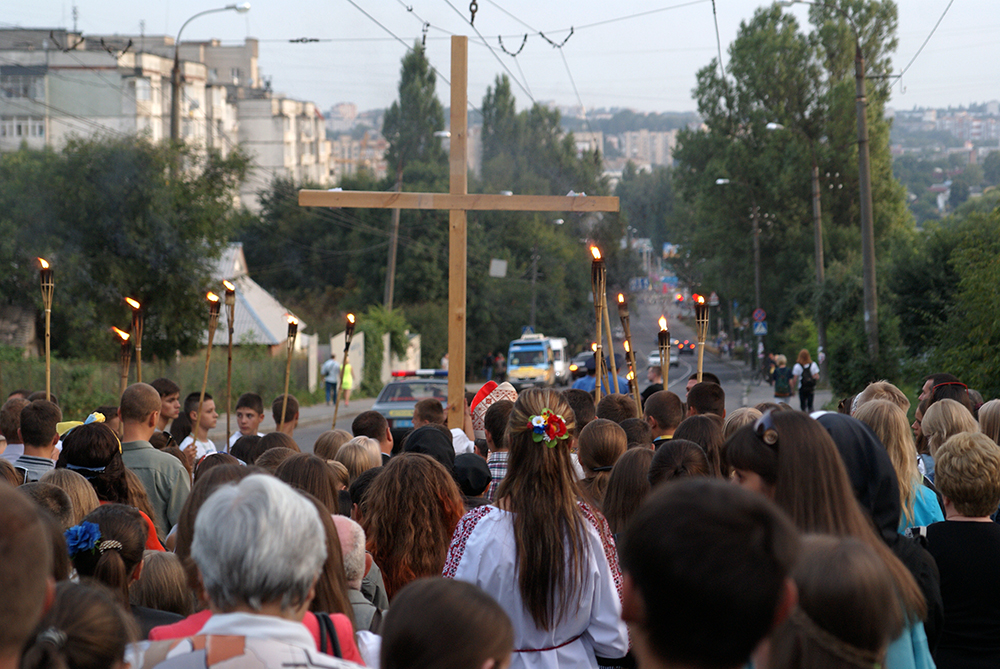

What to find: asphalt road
left=229, top=292, right=822, bottom=454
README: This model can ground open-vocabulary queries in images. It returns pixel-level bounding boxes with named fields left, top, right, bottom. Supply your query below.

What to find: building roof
left=208, top=243, right=306, bottom=347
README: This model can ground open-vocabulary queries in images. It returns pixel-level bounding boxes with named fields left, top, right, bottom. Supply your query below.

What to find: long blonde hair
left=853, top=400, right=921, bottom=525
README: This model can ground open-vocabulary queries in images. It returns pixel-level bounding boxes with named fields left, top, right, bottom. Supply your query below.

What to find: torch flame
left=693, top=294, right=705, bottom=305
left=591, top=342, right=598, bottom=352
left=627, top=371, right=635, bottom=381
left=223, top=280, right=235, bottom=292
left=111, top=327, right=130, bottom=342
left=347, top=313, right=356, bottom=324
left=623, top=340, right=631, bottom=353
left=38, top=257, right=50, bottom=269
left=287, top=315, right=299, bottom=326
left=618, top=293, right=625, bottom=304
left=590, top=246, right=602, bottom=261
left=207, top=292, right=220, bottom=303
left=125, top=297, right=141, bottom=310
left=659, top=315, right=668, bottom=331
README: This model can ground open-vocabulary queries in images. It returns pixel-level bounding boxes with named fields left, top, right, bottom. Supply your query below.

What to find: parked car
left=568, top=351, right=594, bottom=380
left=647, top=348, right=680, bottom=369
left=370, top=373, right=449, bottom=430
left=676, top=338, right=696, bottom=355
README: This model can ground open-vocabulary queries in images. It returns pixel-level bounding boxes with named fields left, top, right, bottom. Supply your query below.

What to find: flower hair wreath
left=528, top=409, right=569, bottom=447
left=63, top=521, right=122, bottom=559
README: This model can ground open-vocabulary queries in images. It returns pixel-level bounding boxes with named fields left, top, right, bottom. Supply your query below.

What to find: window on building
left=230, top=67, right=242, bottom=84
left=0, top=117, right=13, bottom=137
left=1, top=75, right=43, bottom=99
left=135, top=78, right=151, bottom=101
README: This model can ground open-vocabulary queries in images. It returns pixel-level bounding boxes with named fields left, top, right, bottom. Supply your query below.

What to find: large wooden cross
left=300, top=36, right=619, bottom=428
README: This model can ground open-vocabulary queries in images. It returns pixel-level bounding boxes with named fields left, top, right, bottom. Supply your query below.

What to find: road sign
left=708, top=291, right=720, bottom=307
left=752, top=308, right=767, bottom=322
left=753, top=321, right=768, bottom=336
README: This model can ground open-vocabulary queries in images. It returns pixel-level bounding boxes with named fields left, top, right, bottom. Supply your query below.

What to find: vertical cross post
left=447, top=36, right=468, bottom=430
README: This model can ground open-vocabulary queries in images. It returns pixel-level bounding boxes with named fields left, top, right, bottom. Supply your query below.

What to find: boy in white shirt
left=228, top=392, right=266, bottom=449
left=179, top=391, right=219, bottom=460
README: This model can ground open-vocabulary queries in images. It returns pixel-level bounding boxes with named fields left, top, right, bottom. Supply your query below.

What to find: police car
left=370, top=370, right=449, bottom=430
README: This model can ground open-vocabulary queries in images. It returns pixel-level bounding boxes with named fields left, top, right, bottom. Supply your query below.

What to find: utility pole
left=811, top=163, right=828, bottom=380
left=855, top=43, right=878, bottom=361
left=780, top=0, right=877, bottom=360
left=384, top=171, right=402, bottom=310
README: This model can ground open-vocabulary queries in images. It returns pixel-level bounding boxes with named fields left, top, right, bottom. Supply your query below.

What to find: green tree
left=615, top=163, right=676, bottom=250
left=0, top=138, right=249, bottom=360
left=671, top=2, right=910, bottom=390
left=933, top=208, right=1000, bottom=397
left=949, top=176, right=970, bottom=209
left=984, top=151, right=1000, bottom=186
left=464, top=75, right=626, bottom=373
left=382, top=43, right=447, bottom=182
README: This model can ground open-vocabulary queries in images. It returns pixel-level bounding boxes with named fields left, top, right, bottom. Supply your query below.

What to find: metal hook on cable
left=498, top=34, right=527, bottom=57
left=539, top=27, right=573, bottom=48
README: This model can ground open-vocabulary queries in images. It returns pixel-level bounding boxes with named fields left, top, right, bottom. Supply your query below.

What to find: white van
left=550, top=337, right=570, bottom=385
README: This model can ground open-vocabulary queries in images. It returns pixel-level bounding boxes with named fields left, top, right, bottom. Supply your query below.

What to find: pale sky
left=3, top=0, right=998, bottom=115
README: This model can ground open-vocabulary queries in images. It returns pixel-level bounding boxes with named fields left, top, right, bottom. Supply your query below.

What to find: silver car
left=370, top=377, right=450, bottom=429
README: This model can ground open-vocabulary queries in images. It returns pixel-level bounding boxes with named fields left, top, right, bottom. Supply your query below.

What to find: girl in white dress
left=443, top=388, right=629, bottom=669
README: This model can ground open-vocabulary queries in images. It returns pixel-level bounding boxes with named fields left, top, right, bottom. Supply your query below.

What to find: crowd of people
left=1, top=364, right=999, bottom=669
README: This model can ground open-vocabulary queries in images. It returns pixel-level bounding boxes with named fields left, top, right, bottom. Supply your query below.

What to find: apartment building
left=0, top=28, right=332, bottom=209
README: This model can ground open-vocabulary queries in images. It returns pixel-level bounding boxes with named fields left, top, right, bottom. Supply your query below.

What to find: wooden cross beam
left=300, top=36, right=619, bottom=429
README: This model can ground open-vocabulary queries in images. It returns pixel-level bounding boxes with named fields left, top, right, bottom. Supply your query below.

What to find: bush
left=0, top=348, right=315, bottom=419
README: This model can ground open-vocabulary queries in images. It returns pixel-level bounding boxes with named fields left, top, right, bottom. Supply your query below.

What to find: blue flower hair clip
left=64, top=521, right=101, bottom=558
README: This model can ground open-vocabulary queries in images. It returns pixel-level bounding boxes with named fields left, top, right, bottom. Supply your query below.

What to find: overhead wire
left=342, top=0, right=483, bottom=115
left=441, top=0, right=535, bottom=103
left=897, top=0, right=955, bottom=79
left=483, top=0, right=597, bottom=140
left=1, top=96, right=133, bottom=139
left=561, top=0, right=711, bottom=32
left=710, top=0, right=726, bottom=82
left=343, top=0, right=452, bottom=88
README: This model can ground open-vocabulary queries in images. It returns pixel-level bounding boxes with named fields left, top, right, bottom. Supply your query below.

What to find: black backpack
left=800, top=364, right=816, bottom=391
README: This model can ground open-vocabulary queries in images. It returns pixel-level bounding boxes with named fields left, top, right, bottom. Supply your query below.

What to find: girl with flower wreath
left=443, top=388, right=629, bottom=669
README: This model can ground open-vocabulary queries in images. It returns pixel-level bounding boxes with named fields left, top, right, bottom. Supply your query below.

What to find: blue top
left=900, top=480, right=945, bottom=532
left=571, top=374, right=631, bottom=395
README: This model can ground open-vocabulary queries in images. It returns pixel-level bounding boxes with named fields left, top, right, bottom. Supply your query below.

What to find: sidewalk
left=206, top=382, right=485, bottom=441
left=207, top=396, right=379, bottom=442
left=669, top=313, right=834, bottom=412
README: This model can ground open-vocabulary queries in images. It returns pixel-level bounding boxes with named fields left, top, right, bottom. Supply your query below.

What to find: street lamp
left=779, top=0, right=878, bottom=361
left=766, top=121, right=828, bottom=380
left=170, top=3, right=250, bottom=143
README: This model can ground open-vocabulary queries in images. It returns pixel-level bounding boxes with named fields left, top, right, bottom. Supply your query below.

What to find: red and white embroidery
left=442, top=505, right=493, bottom=579
left=579, top=502, right=623, bottom=601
